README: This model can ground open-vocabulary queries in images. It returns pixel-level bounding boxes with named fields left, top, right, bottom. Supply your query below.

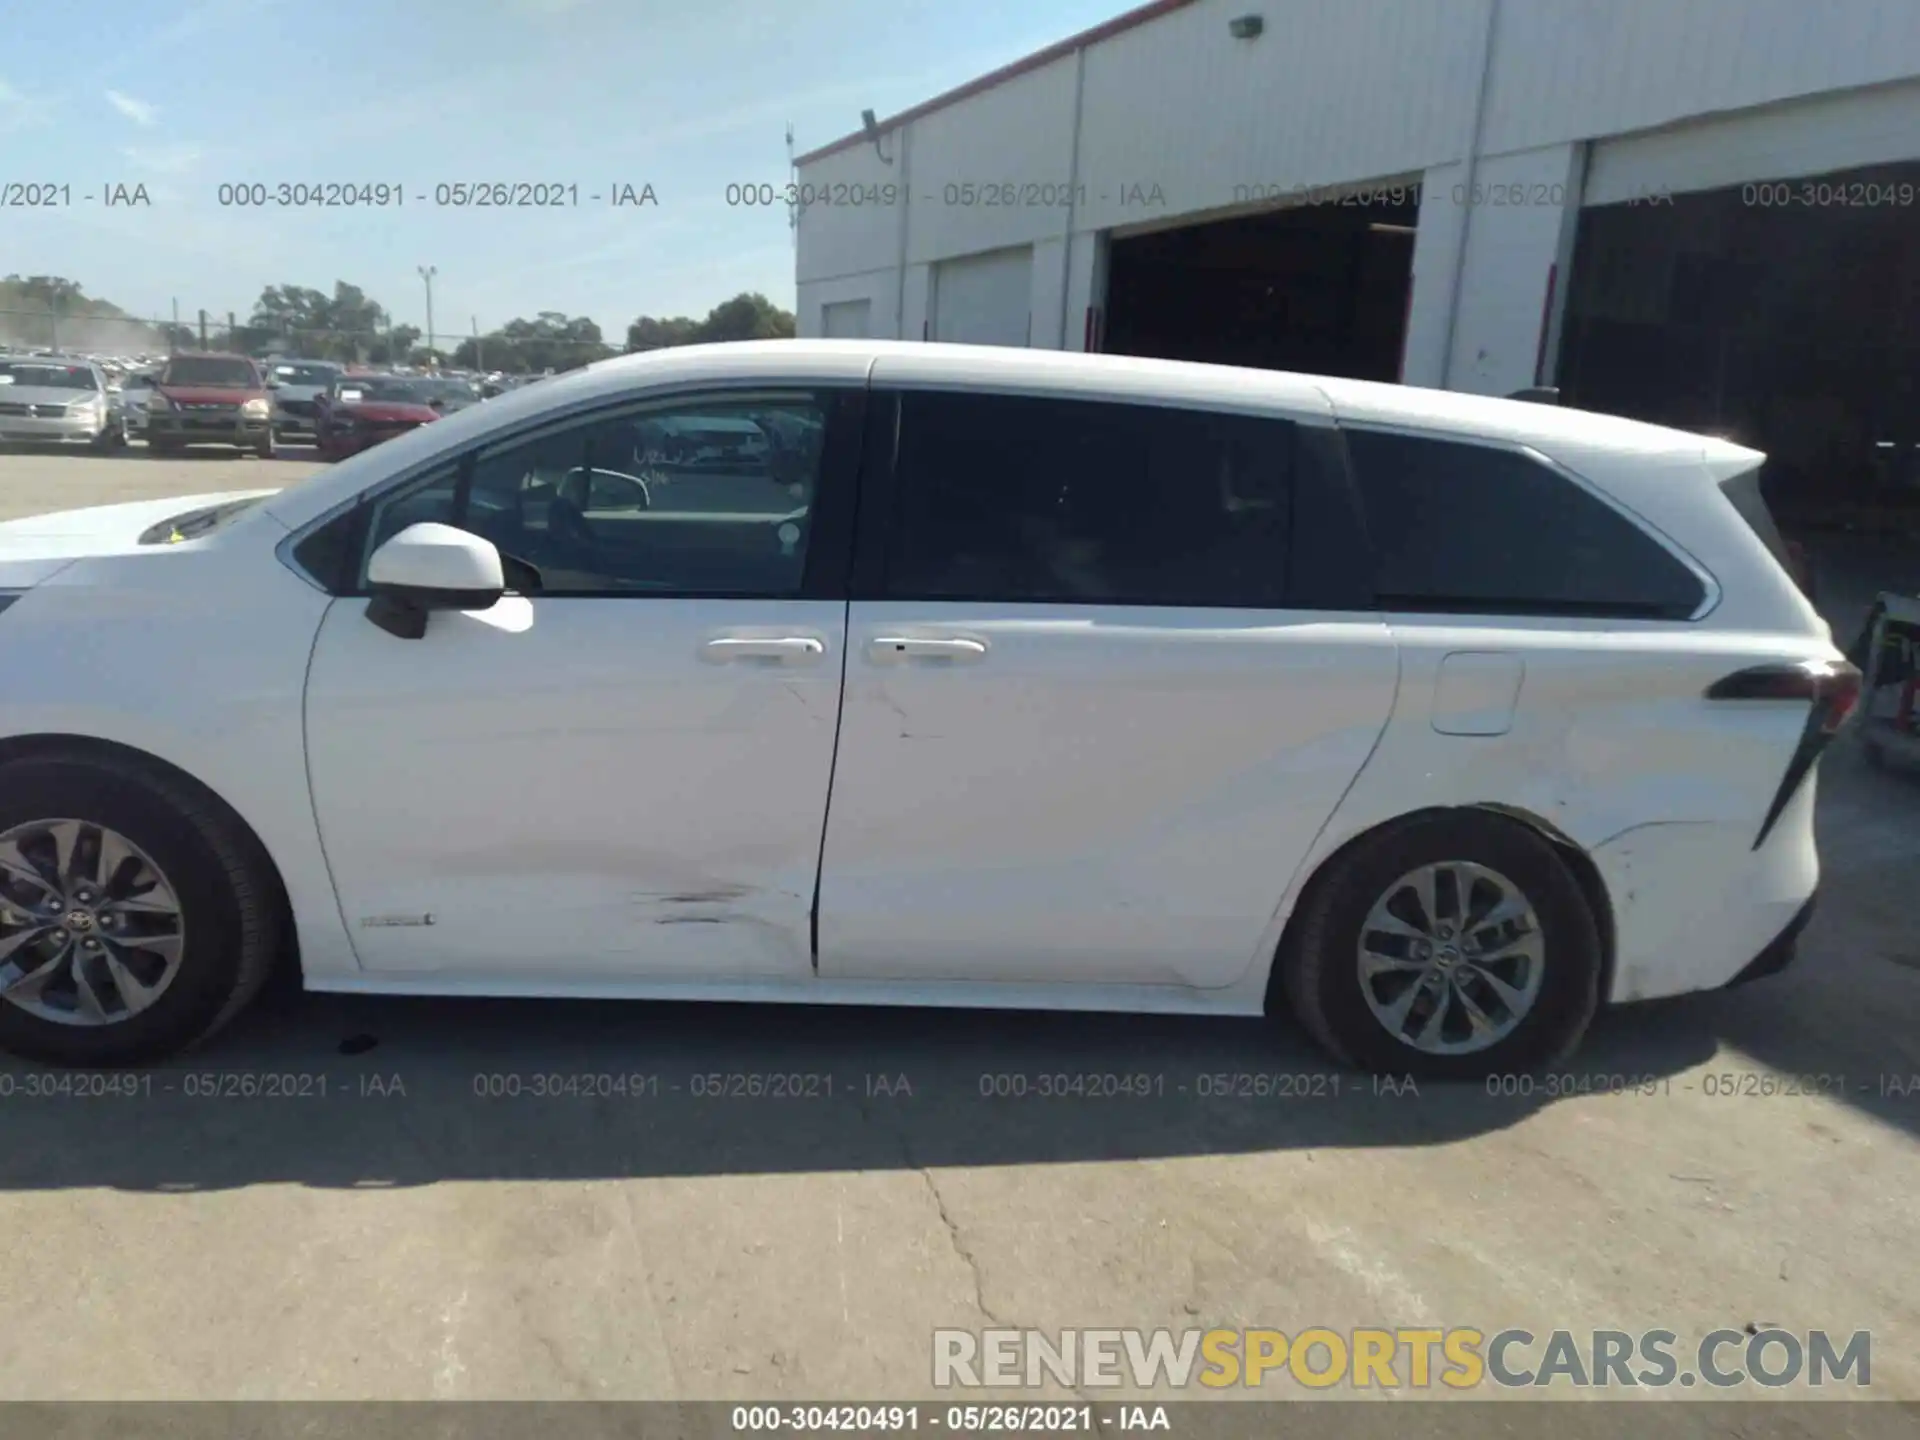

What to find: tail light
left=1706, top=657, right=1861, bottom=848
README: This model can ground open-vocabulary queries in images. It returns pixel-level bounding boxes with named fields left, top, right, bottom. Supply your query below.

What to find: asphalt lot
left=1, top=448, right=1918, bottom=1415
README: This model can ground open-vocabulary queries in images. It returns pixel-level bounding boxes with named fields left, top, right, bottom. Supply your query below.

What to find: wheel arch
left=1264, top=802, right=1616, bottom=1014
left=0, top=733, right=300, bottom=979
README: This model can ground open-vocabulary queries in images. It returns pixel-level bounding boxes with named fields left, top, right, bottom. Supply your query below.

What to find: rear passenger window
left=885, top=391, right=1293, bottom=607
left=1343, top=429, right=1706, bottom=619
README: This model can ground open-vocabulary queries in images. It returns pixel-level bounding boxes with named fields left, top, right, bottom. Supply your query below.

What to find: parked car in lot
left=112, top=372, right=157, bottom=440
left=312, top=375, right=445, bottom=460
left=264, top=359, right=344, bottom=441
left=145, top=352, right=276, bottom=457
left=414, top=376, right=484, bottom=416
left=0, top=341, right=1854, bottom=1071
left=0, top=358, right=122, bottom=450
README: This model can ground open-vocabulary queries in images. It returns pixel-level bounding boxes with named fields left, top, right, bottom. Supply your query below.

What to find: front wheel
left=253, top=430, right=276, bottom=460
left=0, top=756, right=282, bottom=1066
left=1278, top=811, right=1603, bottom=1079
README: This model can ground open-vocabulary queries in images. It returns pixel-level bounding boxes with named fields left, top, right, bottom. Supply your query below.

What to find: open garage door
left=1557, top=157, right=1920, bottom=536
left=1102, top=192, right=1417, bottom=379
left=931, top=247, right=1032, bottom=346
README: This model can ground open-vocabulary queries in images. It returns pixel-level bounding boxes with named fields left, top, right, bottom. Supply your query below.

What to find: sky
left=1, top=0, right=1126, bottom=348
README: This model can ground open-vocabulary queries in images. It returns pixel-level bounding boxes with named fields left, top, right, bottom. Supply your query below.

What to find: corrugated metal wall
left=795, top=0, right=1920, bottom=364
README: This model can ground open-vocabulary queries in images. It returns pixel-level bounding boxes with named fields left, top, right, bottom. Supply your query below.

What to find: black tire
left=1278, top=811, right=1603, bottom=1080
left=254, top=430, right=276, bottom=460
left=0, top=755, right=281, bottom=1066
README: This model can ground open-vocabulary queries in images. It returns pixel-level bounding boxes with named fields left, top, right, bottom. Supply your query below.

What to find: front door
left=302, top=386, right=863, bottom=979
left=817, top=385, right=1398, bottom=990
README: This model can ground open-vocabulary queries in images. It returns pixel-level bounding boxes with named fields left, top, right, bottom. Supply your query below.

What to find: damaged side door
left=302, top=384, right=868, bottom=981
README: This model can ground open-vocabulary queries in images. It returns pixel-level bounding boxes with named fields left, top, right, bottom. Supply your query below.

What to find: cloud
left=0, top=79, right=51, bottom=135
left=86, top=0, right=279, bottom=89
left=106, top=90, right=160, bottom=127
left=121, top=144, right=203, bottom=175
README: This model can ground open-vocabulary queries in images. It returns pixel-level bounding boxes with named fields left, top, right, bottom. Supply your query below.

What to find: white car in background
left=112, top=372, right=158, bottom=440
left=0, top=341, right=1852, bottom=1073
left=0, top=358, right=122, bottom=450
left=264, top=359, right=345, bottom=441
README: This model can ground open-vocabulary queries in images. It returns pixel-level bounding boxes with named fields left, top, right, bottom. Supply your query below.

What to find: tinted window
left=359, top=393, right=827, bottom=596
left=885, top=391, right=1293, bottom=607
left=162, top=355, right=259, bottom=387
left=365, top=465, right=460, bottom=556
left=289, top=505, right=361, bottom=589
left=1717, top=469, right=1789, bottom=566
left=1343, top=429, right=1705, bottom=619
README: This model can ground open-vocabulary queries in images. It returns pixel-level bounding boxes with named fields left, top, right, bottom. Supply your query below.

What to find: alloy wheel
left=1356, top=860, right=1545, bottom=1056
left=0, top=819, right=187, bottom=1026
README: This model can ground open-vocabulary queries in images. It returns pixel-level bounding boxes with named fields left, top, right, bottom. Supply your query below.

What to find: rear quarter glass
left=1717, top=467, right=1792, bottom=567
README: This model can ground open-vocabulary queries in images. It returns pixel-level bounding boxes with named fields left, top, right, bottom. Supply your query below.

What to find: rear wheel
left=1279, top=811, right=1603, bottom=1079
left=0, top=756, right=281, bottom=1066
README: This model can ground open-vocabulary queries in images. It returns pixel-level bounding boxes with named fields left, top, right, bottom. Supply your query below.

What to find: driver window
left=362, top=392, right=829, bottom=597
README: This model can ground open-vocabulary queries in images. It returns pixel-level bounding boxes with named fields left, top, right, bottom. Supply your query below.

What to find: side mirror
left=266, top=380, right=281, bottom=390
left=363, top=522, right=506, bottom=639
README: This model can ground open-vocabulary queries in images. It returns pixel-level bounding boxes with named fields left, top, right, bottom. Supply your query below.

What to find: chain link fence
left=0, top=307, right=618, bottom=374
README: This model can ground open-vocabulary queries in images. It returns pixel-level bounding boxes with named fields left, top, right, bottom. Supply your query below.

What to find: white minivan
left=0, top=341, right=1857, bottom=1075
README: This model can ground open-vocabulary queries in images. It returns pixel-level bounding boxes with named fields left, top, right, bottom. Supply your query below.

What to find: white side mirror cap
left=367, top=522, right=505, bottom=596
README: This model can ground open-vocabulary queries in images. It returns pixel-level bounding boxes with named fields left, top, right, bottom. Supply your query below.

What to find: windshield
left=335, top=378, right=431, bottom=404
left=271, top=363, right=341, bottom=386
left=0, top=362, right=98, bottom=390
left=163, top=356, right=260, bottom=387
left=420, top=379, right=479, bottom=401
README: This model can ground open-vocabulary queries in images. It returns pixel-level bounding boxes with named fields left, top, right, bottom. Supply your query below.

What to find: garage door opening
left=1102, top=192, right=1417, bottom=379
left=1557, top=159, right=1920, bottom=532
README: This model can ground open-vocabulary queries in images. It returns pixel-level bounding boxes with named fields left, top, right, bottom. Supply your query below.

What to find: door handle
left=867, top=635, right=989, bottom=663
left=702, top=636, right=825, bottom=663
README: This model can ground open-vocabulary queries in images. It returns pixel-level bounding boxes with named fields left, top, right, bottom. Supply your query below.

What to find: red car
left=145, top=351, right=276, bottom=457
left=312, top=375, right=446, bottom=460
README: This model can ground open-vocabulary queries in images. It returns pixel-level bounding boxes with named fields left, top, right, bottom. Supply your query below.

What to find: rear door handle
left=867, top=636, right=989, bottom=663
left=702, top=636, right=825, bottom=663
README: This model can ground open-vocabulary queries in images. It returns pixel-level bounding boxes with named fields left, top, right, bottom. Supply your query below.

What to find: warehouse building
left=793, top=0, right=1920, bottom=524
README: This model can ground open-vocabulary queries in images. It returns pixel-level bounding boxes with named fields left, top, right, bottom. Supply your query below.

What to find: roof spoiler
left=1506, top=386, right=1560, bottom=405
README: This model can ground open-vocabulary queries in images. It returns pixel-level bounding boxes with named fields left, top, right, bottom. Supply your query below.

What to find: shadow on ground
left=2, top=731, right=1914, bottom=1193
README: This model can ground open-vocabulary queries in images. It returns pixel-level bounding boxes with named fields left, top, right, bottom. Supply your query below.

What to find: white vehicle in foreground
left=0, top=342, right=1857, bottom=1074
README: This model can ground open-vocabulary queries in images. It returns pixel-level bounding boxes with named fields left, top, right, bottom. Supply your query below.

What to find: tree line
left=2, top=275, right=795, bottom=373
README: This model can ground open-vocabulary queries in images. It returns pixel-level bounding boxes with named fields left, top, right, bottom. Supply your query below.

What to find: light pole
left=417, top=265, right=437, bottom=365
